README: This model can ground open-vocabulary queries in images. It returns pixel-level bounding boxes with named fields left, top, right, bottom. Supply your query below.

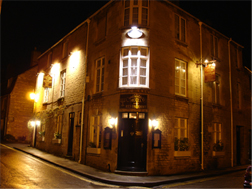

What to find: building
left=1, top=48, right=40, bottom=142
left=32, top=0, right=251, bottom=175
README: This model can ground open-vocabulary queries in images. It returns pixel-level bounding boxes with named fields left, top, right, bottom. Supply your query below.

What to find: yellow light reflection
left=51, top=63, right=60, bottom=75
left=70, top=51, right=80, bottom=69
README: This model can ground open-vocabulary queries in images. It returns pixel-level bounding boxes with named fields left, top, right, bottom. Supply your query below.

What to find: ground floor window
left=174, top=118, right=189, bottom=151
left=89, top=115, right=102, bottom=148
left=213, top=123, right=223, bottom=151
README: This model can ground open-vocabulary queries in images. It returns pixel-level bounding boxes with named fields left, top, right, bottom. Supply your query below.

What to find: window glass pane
left=140, top=48, right=147, bottom=56
left=140, top=59, right=146, bottom=67
left=140, top=77, right=146, bottom=85
left=181, top=129, right=185, bottom=139
left=175, top=15, right=179, bottom=40
left=142, top=8, right=148, bottom=25
left=139, top=113, right=145, bottom=119
left=132, top=7, right=138, bottom=25
left=142, top=0, right=148, bottom=7
left=181, top=18, right=185, bottom=42
left=123, top=59, right=128, bottom=67
left=174, top=129, right=178, bottom=138
left=131, top=58, right=137, bottom=67
left=122, top=113, right=128, bottom=118
left=124, top=9, right=130, bottom=26
left=140, top=68, right=146, bottom=76
left=181, top=87, right=185, bottom=95
left=129, top=113, right=137, bottom=119
left=123, top=68, right=128, bottom=76
left=122, top=77, right=128, bottom=85
left=125, top=0, right=130, bottom=8
left=130, top=76, right=137, bottom=84
left=133, top=0, right=138, bottom=5
left=97, top=60, right=101, bottom=67
left=131, top=48, right=138, bottom=55
left=175, top=86, right=179, bottom=94
left=123, top=48, right=129, bottom=56
left=102, top=58, right=105, bottom=66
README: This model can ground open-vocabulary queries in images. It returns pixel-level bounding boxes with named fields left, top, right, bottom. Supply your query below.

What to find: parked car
left=244, top=165, right=252, bottom=188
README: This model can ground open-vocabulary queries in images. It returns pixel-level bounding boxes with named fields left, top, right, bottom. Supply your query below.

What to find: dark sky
left=1, top=0, right=251, bottom=81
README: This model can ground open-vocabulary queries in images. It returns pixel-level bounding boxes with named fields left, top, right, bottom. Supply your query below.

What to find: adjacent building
left=32, top=0, right=251, bottom=175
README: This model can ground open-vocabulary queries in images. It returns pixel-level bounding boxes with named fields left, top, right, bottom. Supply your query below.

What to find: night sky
left=1, top=0, right=251, bottom=81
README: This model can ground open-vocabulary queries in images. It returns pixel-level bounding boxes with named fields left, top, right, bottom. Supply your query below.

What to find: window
left=213, top=123, right=221, bottom=143
left=175, top=59, right=187, bottom=96
left=175, top=14, right=186, bottom=42
left=43, top=88, right=49, bottom=103
left=60, top=70, right=66, bottom=98
left=56, top=115, right=63, bottom=134
left=211, top=35, right=218, bottom=58
left=120, top=47, right=149, bottom=88
left=89, top=115, right=102, bottom=148
left=174, top=118, right=189, bottom=151
left=237, top=82, right=241, bottom=110
left=236, top=48, right=242, bottom=68
left=62, top=41, right=68, bottom=58
left=95, top=57, right=105, bottom=93
left=124, top=0, right=149, bottom=26
left=213, top=74, right=220, bottom=104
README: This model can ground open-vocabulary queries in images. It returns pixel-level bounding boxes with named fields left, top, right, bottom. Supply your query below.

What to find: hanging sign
left=43, top=74, right=52, bottom=88
left=204, top=64, right=216, bottom=82
left=120, top=94, right=147, bottom=109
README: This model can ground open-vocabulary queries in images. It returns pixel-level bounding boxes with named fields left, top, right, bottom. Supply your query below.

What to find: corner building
left=33, top=0, right=251, bottom=175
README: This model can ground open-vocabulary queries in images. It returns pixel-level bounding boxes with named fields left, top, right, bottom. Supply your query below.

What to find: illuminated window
left=213, top=74, right=220, bottom=104
left=95, top=57, right=105, bottom=93
left=56, top=115, right=63, bottom=135
left=124, top=0, right=149, bottom=26
left=211, top=35, right=218, bottom=58
left=60, top=70, right=66, bottom=98
left=175, top=59, right=187, bottom=96
left=43, top=88, right=49, bottom=103
left=175, top=14, right=186, bottom=42
left=89, top=115, right=102, bottom=148
left=174, top=118, right=189, bottom=151
left=120, top=46, right=149, bottom=88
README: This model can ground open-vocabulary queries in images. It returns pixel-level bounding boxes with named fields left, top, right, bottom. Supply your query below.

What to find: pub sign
left=120, top=94, right=147, bottom=109
left=43, top=74, right=52, bottom=88
left=204, top=64, right=215, bottom=82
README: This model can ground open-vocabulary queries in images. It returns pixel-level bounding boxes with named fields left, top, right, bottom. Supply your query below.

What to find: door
left=67, top=112, right=75, bottom=156
left=117, top=112, right=147, bottom=171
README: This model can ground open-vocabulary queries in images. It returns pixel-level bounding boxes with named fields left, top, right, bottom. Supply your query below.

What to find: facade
left=32, top=0, right=251, bottom=175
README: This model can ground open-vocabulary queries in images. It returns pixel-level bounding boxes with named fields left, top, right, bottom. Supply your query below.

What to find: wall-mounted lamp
left=127, top=26, right=143, bottom=39
left=30, top=92, right=39, bottom=102
left=149, top=119, right=159, bottom=130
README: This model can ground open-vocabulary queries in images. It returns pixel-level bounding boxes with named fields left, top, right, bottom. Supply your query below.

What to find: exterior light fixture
left=109, top=117, right=116, bottom=127
left=30, top=121, right=36, bottom=127
left=30, top=93, right=36, bottom=100
left=151, top=119, right=158, bottom=129
left=36, top=120, right=41, bottom=126
left=127, top=26, right=143, bottom=39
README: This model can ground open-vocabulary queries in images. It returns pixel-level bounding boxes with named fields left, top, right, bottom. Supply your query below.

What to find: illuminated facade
left=32, top=0, right=251, bottom=175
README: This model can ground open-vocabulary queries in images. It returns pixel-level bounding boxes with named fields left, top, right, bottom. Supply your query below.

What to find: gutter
left=228, top=38, right=234, bottom=167
left=79, top=19, right=90, bottom=164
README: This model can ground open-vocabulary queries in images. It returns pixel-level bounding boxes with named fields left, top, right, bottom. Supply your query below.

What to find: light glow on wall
left=149, top=119, right=159, bottom=130
left=37, top=72, right=44, bottom=88
left=50, top=63, right=60, bottom=75
left=69, top=51, right=80, bottom=69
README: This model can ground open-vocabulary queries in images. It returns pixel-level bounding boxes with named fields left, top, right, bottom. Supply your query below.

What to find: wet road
left=0, top=145, right=118, bottom=188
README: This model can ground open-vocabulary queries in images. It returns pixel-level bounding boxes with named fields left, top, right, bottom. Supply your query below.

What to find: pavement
left=1, top=142, right=249, bottom=187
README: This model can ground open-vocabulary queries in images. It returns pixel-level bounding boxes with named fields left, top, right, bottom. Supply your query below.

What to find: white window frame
left=60, top=70, right=66, bottom=98
left=213, top=123, right=222, bottom=143
left=89, top=115, right=102, bottom=148
left=124, top=0, right=149, bottom=26
left=120, top=46, right=149, bottom=88
left=175, top=59, right=187, bottom=96
left=175, top=14, right=186, bottom=42
left=43, top=88, right=49, bottom=103
left=211, top=35, right=218, bottom=58
left=174, top=118, right=188, bottom=151
left=213, top=74, right=220, bottom=104
left=95, top=57, right=105, bottom=93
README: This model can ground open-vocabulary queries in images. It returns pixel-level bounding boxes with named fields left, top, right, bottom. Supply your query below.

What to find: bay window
left=120, top=46, right=149, bottom=88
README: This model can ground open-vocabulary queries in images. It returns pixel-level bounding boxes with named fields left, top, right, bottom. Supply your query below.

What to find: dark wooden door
left=117, top=112, right=147, bottom=171
left=67, top=112, right=75, bottom=156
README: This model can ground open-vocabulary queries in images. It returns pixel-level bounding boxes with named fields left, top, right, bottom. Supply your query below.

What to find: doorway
left=117, top=112, right=147, bottom=172
left=67, top=112, right=75, bottom=156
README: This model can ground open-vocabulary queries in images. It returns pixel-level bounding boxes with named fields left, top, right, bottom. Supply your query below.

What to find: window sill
left=175, top=39, right=188, bottom=47
left=174, top=151, right=191, bottom=157
left=52, top=139, right=61, bottom=144
left=175, top=95, right=188, bottom=102
left=94, top=37, right=106, bottom=46
left=87, top=147, right=101, bottom=154
left=92, top=92, right=103, bottom=99
left=212, top=151, right=225, bottom=156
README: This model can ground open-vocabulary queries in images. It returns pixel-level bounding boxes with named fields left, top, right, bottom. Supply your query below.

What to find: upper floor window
left=60, top=70, right=66, bottom=98
left=175, top=14, right=186, bottom=42
left=175, top=59, right=187, bottom=96
left=213, top=74, right=220, bottom=104
left=124, top=0, right=149, bottom=27
left=95, top=57, right=105, bottom=93
left=211, top=35, right=218, bottom=58
left=236, top=48, right=242, bottom=69
left=43, top=88, right=49, bottom=103
left=120, top=46, right=149, bottom=88
left=62, top=41, right=69, bottom=58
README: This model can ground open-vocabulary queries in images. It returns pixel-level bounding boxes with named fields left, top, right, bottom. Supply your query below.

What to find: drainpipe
left=79, top=18, right=90, bottom=163
left=228, top=38, right=234, bottom=167
left=199, top=21, right=204, bottom=170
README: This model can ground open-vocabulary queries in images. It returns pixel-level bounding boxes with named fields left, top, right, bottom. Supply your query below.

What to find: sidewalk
left=1, top=142, right=249, bottom=187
